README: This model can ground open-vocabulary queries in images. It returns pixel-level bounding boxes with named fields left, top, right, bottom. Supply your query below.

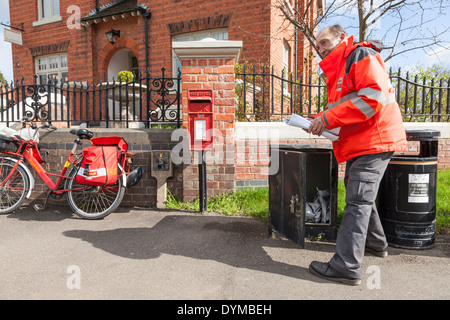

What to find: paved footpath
left=0, top=205, right=449, bottom=300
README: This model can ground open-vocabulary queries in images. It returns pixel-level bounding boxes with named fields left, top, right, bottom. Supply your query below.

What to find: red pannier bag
left=90, top=136, right=128, bottom=153
left=76, top=146, right=118, bottom=185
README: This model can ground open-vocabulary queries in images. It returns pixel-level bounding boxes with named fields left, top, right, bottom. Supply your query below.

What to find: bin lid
left=405, top=129, right=440, bottom=141
left=275, top=144, right=333, bottom=151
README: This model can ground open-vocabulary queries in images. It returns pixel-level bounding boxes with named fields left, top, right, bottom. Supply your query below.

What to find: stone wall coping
left=172, top=39, right=243, bottom=60
left=235, top=122, right=450, bottom=140
left=39, top=128, right=176, bottom=144
left=39, top=123, right=450, bottom=145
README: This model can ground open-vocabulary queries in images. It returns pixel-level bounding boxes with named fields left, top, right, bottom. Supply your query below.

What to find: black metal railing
left=0, top=68, right=181, bottom=128
left=390, top=68, right=450, bottom=122
left=235, top=65, right=450, bottom=122
left=235, top=65, right=326, bottom=121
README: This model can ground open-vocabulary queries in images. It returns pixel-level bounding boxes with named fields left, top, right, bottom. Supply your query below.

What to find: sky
left=317, top=0, right=450, bottom=73
left=0, top=0, right=449, bottom=83
left=0, top=0, right=12, bottom=82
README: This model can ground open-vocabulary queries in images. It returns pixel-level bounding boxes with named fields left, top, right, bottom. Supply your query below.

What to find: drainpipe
left=142, top=10, right=151, bottom=128
left=294, top=0, right=298, bottom=83
left=142, top=11, right=151, bottom=72
left=96, top=0, right=100, bottom=12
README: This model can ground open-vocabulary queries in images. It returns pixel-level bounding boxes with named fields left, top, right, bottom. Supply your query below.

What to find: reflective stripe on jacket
left=317, top=36, right=407, bottom=163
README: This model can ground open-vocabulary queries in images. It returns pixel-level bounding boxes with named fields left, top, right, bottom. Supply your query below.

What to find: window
left=172, top=29, right=229, bottom=78
left=33, top=0, right=62, bottom=26
left=283, top=40, right=290, bottom=75
left=131, top=56, right=139, bottom=80
left=35, top=53, right=68, bottom=85
left=41, top=0, right=59, bottom=18
left=282, top=41, right=291, bottom=97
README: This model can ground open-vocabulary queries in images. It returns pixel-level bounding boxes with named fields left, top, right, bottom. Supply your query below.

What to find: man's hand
left=307, top=115, right=326, bottom=136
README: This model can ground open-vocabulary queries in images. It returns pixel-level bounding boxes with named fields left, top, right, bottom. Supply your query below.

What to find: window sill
left=32, top=15, right=63, bottom=27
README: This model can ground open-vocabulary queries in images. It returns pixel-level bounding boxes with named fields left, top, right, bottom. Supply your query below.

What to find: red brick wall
left=9, top=0, right=97, bottom=83
left=180, top=57, right=236, bottom=201
left=235, top=127, right=450, bottom=187
left=295, top=0, right=318, bottom=78
left=440, top=140, right=450, bottom=169
left=235, top=138, right=450, bottom=187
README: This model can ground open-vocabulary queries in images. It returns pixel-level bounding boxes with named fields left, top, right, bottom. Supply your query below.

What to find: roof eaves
left=80, top=0, right=149, bottom=26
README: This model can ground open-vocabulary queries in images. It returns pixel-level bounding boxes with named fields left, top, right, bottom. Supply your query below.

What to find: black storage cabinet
left=269, top=144, right=338, bottom=248
left=378, top=129, right=440, bottom=249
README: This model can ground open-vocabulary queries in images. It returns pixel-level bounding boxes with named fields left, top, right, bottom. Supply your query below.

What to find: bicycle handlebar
left=18, top=118, right=57, bottom=143
left=21, top=118, right=57, bottom=132
left=38, top=123, right=58, bottom=131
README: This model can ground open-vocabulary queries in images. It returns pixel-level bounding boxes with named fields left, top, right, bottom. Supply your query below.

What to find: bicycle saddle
left=70, top=128, right=94, bottom=140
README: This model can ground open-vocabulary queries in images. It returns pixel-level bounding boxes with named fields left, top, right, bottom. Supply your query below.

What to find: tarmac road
left=0, top=205, right=449, bottom=300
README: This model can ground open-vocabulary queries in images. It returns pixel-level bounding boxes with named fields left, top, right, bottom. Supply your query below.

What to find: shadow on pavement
left=6, top=205, right=449, bottom=283
left=5, top=204, right=75, bottom=222
left=63, top=214, right=331, bottom=282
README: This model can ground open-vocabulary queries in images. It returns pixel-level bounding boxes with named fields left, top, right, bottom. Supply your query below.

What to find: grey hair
left=321, top=25, right=348, bottom=38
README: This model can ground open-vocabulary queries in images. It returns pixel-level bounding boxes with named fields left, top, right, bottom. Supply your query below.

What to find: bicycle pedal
left=33, top=204, right=45, bottom=212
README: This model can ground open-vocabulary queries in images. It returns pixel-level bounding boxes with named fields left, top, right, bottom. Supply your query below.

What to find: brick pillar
left=173, top=40, right=242, bottom=202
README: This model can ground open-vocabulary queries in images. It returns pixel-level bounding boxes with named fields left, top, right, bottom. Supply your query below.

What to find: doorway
left=106, top=49, right=141, bottom=124
left=107, top=49, right=139, bottom=81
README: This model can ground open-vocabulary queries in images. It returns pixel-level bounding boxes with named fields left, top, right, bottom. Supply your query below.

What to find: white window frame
left=35, top=53, right=68, bottom=85
left=283, top=40, right=290, bottom=75
left=33, top=0, right=62, bottom=27
left=172, top=28, right=229, bottom=79
left=282, top=40, right=291, bottom=98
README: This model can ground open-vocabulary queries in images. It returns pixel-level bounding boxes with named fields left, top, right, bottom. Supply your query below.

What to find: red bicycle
left=0, top=120, right=142, bottom=219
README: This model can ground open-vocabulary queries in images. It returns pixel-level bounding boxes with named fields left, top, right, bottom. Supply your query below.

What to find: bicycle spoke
left=71, top=184, right=119, bottom=214
left=66, top=166, right=125, bottom=219
left=0, top=160, right=28, bottom=213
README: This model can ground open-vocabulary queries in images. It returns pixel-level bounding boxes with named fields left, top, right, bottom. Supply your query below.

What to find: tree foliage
left=0, top=71, right=8, bottom=88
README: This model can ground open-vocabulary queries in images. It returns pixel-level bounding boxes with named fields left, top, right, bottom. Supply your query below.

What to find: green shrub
left=117, top=70, right=134, bottom=83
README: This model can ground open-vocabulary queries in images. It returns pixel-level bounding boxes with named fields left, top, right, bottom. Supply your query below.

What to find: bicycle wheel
left=65, top=167, right=125, bottom=219
left=0, top=158, right=30, bottom=214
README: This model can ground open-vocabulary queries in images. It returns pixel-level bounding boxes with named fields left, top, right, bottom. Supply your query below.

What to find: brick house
left=9, top=0, right=322, bottom=86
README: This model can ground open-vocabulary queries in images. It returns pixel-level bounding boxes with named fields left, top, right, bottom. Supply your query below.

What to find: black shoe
left=309, top=261, right=361, bottom=286
left=365, top=247, right=388, bottom=258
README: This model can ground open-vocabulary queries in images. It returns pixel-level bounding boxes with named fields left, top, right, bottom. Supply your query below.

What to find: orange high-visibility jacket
left=316, top=36, right=407, bottom=163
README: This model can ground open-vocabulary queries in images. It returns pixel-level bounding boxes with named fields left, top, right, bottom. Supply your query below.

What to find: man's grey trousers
left=330, top=151, right=394, bottom=279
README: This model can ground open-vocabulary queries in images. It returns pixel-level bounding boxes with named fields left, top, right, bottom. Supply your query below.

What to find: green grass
left=324, top=174, right=450, bottom=234
left=337, top=179, right=346, bottom=225
left=166, top=187, right=269, bottom=221
left=167, top=169, right=450, bottom=234
left=436, top=169, right=450, bottom=234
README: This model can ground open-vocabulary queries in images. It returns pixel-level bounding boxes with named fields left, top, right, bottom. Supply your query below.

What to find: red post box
left=188, top=89, right=214, bottom=151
